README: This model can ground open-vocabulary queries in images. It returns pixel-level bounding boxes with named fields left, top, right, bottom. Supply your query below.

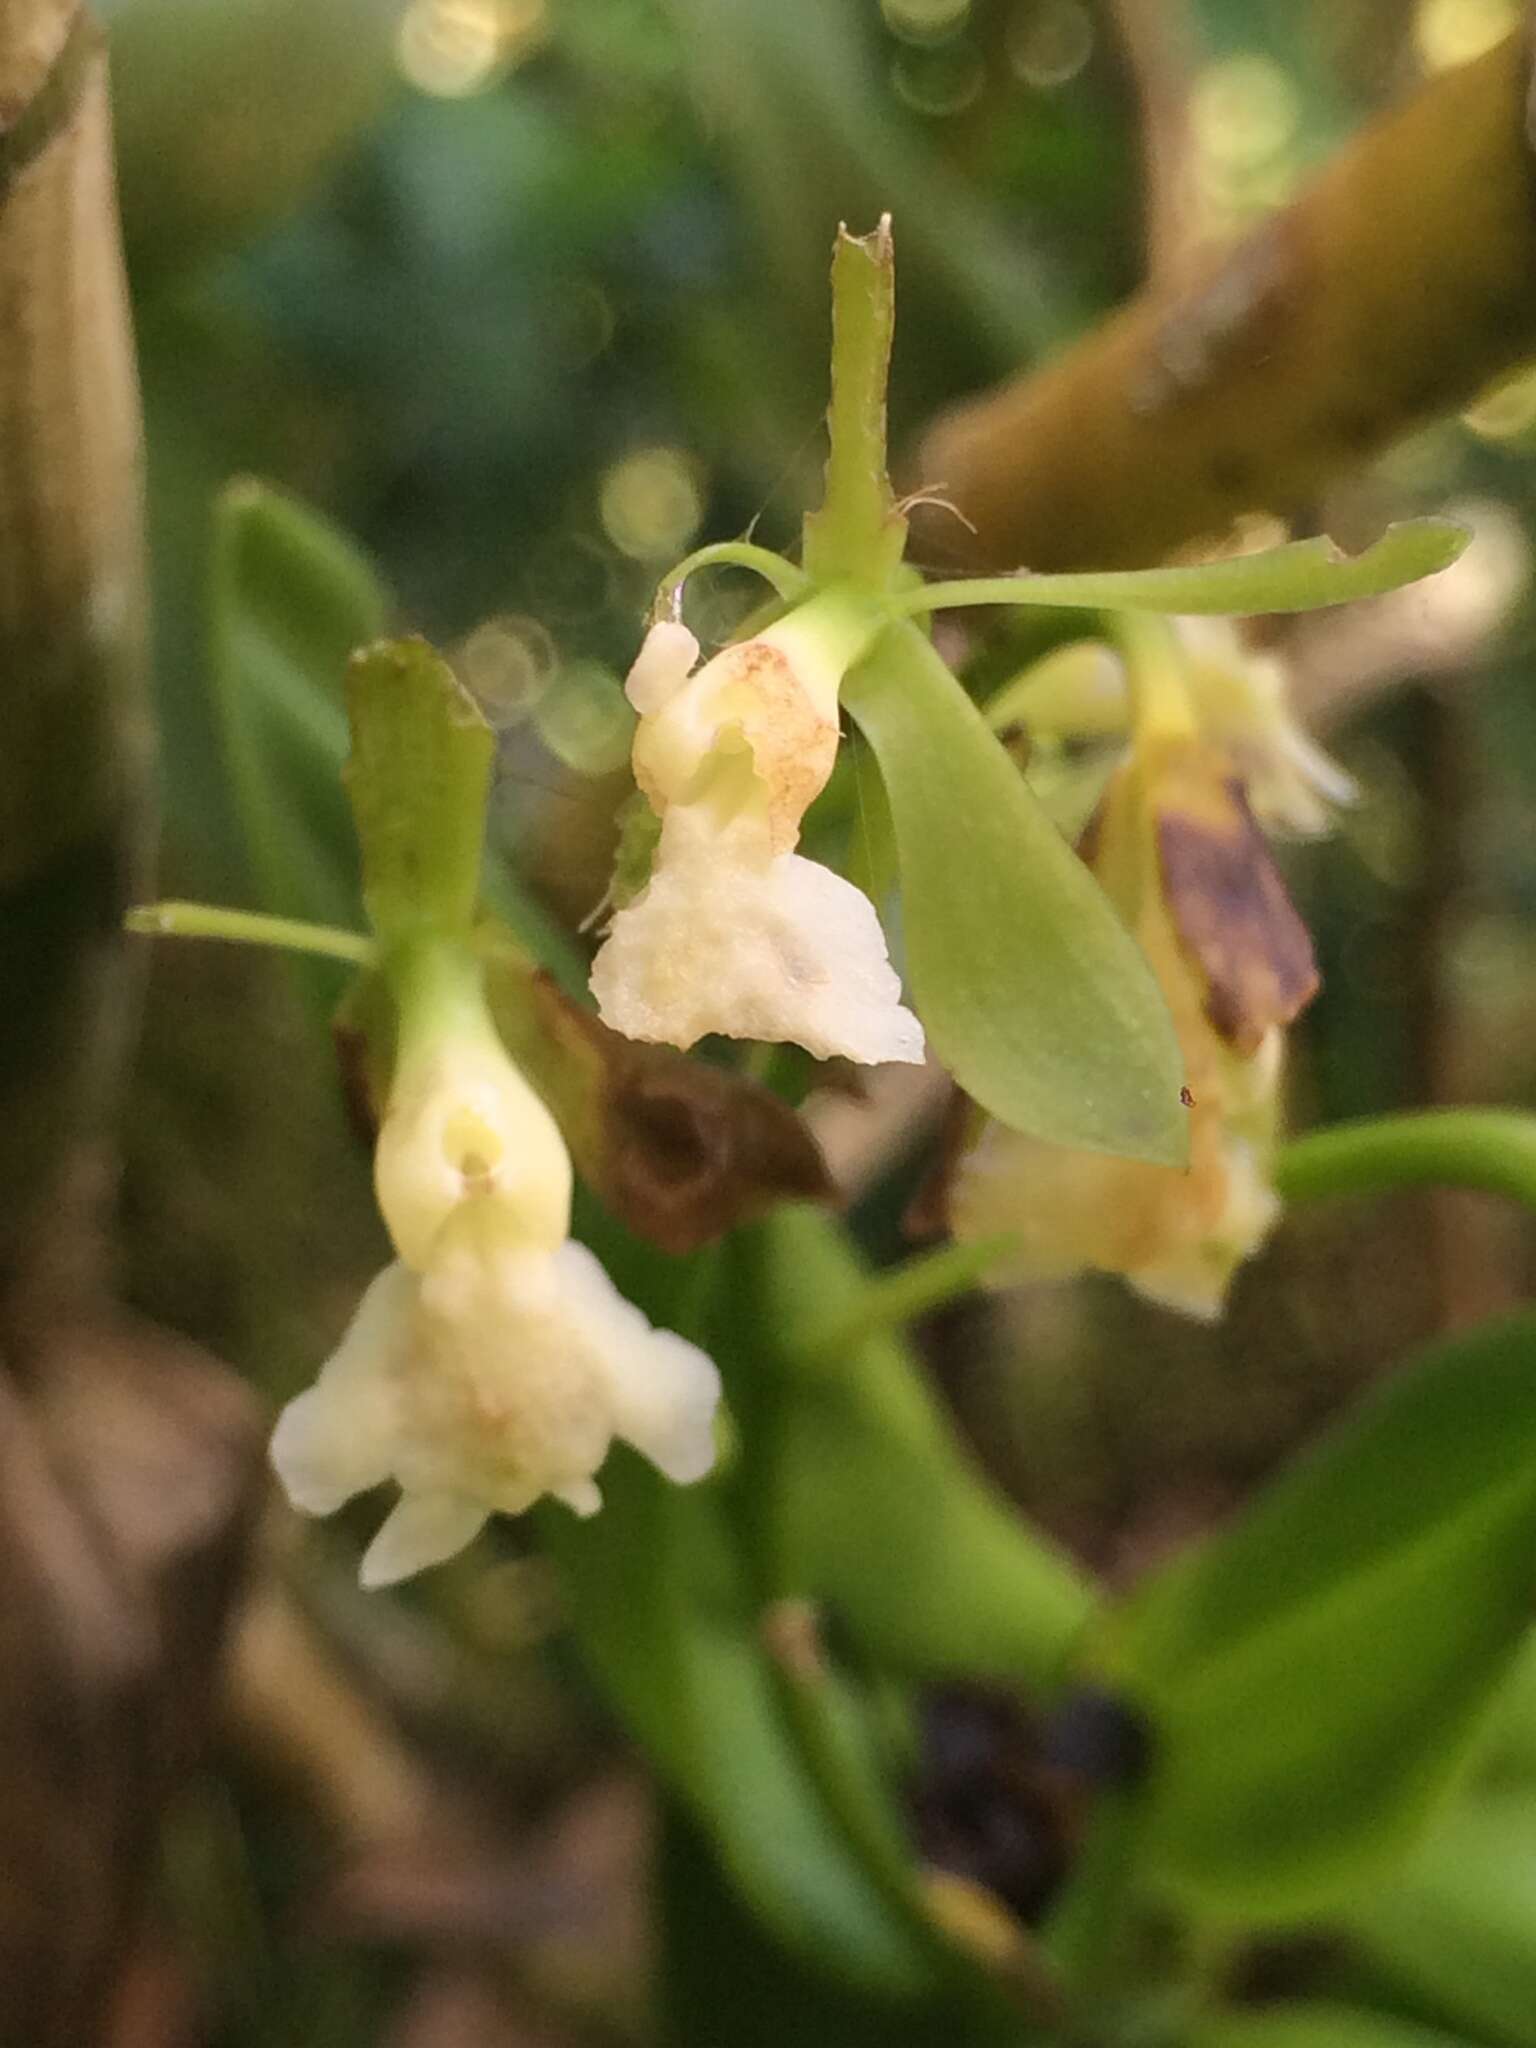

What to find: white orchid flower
left=590, top=601, right=924, bottom=1066
left=271, top=964, right=721, bottom=1585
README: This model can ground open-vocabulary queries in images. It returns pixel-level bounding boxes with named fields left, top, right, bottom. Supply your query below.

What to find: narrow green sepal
left=902, top=518, right=1470, bottom=620
left=344, top=636, right=495, bottom=945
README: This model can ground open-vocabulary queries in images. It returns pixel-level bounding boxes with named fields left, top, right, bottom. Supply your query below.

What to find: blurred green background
left=94, top=0, right=1536, bottom=2041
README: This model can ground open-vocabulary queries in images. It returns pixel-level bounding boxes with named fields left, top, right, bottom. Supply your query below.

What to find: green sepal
left=344, top=637, right=495, bottom=946
left=845, top=620, right=1187, bottom=1166
left=904, top=519, right=1469, bottom=619
left=1098, top=1310, right=1536, bottom=1919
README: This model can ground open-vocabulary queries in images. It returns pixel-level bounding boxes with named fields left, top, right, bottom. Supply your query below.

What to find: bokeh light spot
left=395, top=0, right=548, bottom=98
left=456, top=614, right=557, bottom=726
left=1414, top=0, right=1517, bottom=73
left=535, top=661, right=637, bottom=776
left=598, top=447, right=704, bottom=564
left=881, top=0, right=971, bottom=46
left=1006, top=1, right=1093, bottom=89
left=890, top=39, right=986, bottom=115
left=1191, top=54, right=1300, bottom=169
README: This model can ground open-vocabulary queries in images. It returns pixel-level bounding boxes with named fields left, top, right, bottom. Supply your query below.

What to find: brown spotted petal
left=1156, top=759, right=1318, bottom=1057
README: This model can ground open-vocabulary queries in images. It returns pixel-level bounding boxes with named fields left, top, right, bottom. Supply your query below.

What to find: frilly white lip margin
left=589, top=612, right=924, bottom=1066
left=270, top=1224, right=720, bottom=1587
left=270, top=1003, right=722, bottom=1586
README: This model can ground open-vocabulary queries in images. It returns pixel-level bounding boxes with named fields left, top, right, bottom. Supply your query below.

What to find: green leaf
left=716, top=1205, right=1097, bottom=1692
left=1336, top=1786, right=1536, bottom=2048
left=1098, top=1311, right=1536, bottom=1919
left=844, top=621, right=1186, bottom=1165
left=902, top=520, right=1469, bottom=620
left=210, top=478, right=389, bottom=949
left=659, top=1801, right=967, bottom=2048
left=544, top=1449, right=938, bottom=2000
left=209, top=481, right=586, bottom=997
left=344, top=638, right=494, bottom=945
left=543, top=1210, right=939, bottom=2002
left=1183, top=2004, right=1479, bottom=2048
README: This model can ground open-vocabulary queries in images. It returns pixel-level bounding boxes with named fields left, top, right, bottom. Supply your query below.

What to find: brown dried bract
left=1157, top=765, right=1319, bottom=1055
left=526, top=972, right=834, bottom=1256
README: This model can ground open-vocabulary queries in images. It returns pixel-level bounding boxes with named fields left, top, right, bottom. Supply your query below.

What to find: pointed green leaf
left=844, top=621, right=1186, bottom=1164
left=208, top=482, right=584, bottom=995
left=541, top=1215, right=940, bottom=2000
left=1099, top=1311, right=1536, bottom=1919
left=211, top=478, right=389, bottom=941
left=660, top=1803, right=968, bottom=2048
left=904, top=520, right=1469, bottom=619
left=344, top=638, right=494, bottom=945
left=544, top=1404, right=937, bottom=1996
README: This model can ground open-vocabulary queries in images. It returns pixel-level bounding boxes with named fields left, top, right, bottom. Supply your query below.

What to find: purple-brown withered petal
left=1155, top=750, right=1319, bottom=1056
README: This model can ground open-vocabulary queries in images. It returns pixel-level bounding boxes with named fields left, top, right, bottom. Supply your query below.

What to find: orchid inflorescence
left=130, top=220, right=1464, bottom=1583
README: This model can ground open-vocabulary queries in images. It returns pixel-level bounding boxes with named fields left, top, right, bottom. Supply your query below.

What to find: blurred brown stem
left=0, top=15, right=266, bottom=2044
left=918, top=31, right=1536, bottom=570
left=0, top=0, right=150, bottom=1322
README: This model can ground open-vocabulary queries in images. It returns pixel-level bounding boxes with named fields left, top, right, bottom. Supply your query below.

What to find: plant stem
left=126, top=901, right=375, bottom=966
left=791, top=1234, right=1018, bottom=1361
left=1276, top=1110, right=1536, bottom=1212
left=1, top=0, right=150, bottom=1303
left=654, top=539, right=810, bottom=618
